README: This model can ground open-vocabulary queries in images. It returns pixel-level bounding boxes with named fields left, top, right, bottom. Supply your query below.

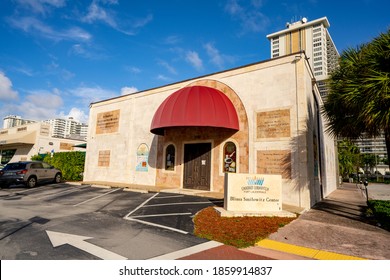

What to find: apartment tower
left=266, top=17, right=339, bottom=97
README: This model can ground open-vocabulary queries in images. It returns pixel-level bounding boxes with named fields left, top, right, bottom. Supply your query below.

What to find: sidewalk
left=170, top=183, right=390, bottom=260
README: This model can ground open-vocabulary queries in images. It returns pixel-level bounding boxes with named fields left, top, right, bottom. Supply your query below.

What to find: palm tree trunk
left=385, top=126, right=390, bottom=169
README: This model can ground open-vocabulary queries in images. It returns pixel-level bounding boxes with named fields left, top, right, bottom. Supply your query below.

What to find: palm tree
left=323, top=28, right=390, bottom=167
left=337, top=140, right=361, bottom=178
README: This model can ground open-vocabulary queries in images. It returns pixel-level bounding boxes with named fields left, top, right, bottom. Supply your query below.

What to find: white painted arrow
left=46, top=230, right=127, bottom=260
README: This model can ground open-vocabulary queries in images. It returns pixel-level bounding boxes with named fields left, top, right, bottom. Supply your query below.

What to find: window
left=165, top=144, right=175, bottom=171
left=1, top=149, right=16, bottom=164
left=42, top=162, right=52, bottom=169
left=223, top=142, right=237, bottom=173
left=30, top=163, right=43, bottom=169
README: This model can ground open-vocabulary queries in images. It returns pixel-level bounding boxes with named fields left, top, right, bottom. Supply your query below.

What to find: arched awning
left=150, top=85, right=239, bottom=135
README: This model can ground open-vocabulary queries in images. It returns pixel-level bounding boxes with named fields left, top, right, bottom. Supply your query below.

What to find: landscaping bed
left=193, top=206, right=297, bottom=248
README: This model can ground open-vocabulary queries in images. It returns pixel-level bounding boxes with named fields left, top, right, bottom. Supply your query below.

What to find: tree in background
left=337, top=140, right=361, bottom=178
left=323, top=28, right=390, bottom=167
left=360, top=154, right=377, bottom=173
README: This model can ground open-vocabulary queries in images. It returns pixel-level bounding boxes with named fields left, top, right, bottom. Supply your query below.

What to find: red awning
left=150, top=86, right=239, bottom=135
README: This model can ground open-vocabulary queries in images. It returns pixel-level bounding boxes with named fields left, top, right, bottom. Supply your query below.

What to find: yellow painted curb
left=256, top=239, right=367, bottom=260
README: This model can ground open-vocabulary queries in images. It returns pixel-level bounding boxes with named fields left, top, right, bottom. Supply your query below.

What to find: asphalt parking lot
left=0, top=182, right=223, bottom=260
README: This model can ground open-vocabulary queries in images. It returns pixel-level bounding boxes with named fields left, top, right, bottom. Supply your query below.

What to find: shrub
left=44, top=151, right=86, bottom=181
left=30, top=154, right=47, bottom=161
left=367, top=200, right=390, bottom=231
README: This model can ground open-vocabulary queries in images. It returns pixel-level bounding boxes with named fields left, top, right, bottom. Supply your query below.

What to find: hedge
left=43, top=151, right=86, bottom=181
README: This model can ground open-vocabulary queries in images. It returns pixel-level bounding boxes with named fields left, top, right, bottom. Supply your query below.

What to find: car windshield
left=3, top=163, right=27, bottom=170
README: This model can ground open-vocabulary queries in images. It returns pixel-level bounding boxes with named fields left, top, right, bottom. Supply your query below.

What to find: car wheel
left=26, top=176, right=37, bottom=188
left=54, top=173, right=62, bottom=183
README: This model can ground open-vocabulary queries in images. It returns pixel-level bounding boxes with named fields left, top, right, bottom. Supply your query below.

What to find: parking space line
left=143, top=201, right=212, bottom=208
left=13, top=185, right=48, bottom=194
left=39, top=188, right=81, bottom=200
left=73, top=188, right=121, bottom=206
left=123, top=193, right=159, bottom=218
left=125, top=217, right=189, bottom=234
left=154, top=195, right=184, bottom=199
left=129, top=212, right=192, bottom=219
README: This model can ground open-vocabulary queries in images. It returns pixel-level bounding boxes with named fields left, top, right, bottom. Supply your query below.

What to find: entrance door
left=183, top=143, right=211, bottom=190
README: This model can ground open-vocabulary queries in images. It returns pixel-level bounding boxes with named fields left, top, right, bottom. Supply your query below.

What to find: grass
left=193, top=206, right=296, bottom=248
left=367, top=200, right=390, bottom=231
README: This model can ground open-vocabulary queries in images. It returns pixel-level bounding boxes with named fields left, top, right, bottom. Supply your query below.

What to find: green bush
left=367, top=200, right=390, bottom=231
left=44, top=151, right=86, bottom=181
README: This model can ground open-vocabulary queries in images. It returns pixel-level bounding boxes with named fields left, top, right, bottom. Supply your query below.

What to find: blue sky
left=0, top=0, right=389, bottom=124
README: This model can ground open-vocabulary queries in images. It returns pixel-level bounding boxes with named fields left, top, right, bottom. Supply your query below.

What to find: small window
left=42, top=162, right=52, bottom=169
left=165, top=144, right=175, bottom=171
left=223, top=142, right=237, bottom=173
left=30, top=163, right=43, bottom=169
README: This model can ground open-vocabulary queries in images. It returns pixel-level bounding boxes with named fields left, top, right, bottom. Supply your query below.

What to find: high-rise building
left=44, top=117, right=87, bottom=139
left=2, top=115, right=88, bottom=140
left=266, top=17, right=339, bottom=97
left=3, top=115, right=36, bottom=129
left=267, top=17, right=388, bottom=173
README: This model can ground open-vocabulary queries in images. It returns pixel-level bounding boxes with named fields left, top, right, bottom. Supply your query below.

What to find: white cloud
left=83, top=1, right=117, bottom=27
left=69, top=86, right=117, bottom=106
left=156, top=74, right=171, bottom=82
left=186, top=51, right=203, bottom=71
left=121, top=86, right=138, bottom=95
left=125, top=66, right=142, bottom=74
left=225, top=0, right=270, bottom=34
left=7, top=17, right=92, bottom=42
left=158, top=60, right=177, bottom=75
left=25, top=90, right=63, bottom=109
left=132, top=14, right=153, bottom=29
left=0, top=72, right=19, bottom=101
left=59, top=107, right=89, bottom=124
left=81, top=1, right=153, bottom=36
left=69, top=44, right=107, bottom=60
left=15, top=0, right=66, bottom=15
left=204, top=43, right=224, bottom=69
left=204, top=43, right=236, bottom=69
left=164, top=35, right=181, bottom=45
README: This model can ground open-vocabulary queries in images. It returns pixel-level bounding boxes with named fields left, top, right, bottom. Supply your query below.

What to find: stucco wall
left=84, top=53, right=337, bottom=209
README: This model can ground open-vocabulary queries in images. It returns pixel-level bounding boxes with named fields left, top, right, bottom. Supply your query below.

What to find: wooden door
left=183, top=143, right=211, bottom=190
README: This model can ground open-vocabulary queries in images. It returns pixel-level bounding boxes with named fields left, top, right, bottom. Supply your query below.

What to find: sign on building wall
left=257, top=150, right=291, bottom=179
left=256, top=109, right=290, bottom=139
left=60, top=142, right=74, bottom=151
left=224, top=173, right=282, bottom=212
left=98, top=150, right=110, bottom=167
left=96, top=110, right=120, bottom=134
left=40, top=125, right=50, bottom=136
left=136, top=143, right=149, bottom=172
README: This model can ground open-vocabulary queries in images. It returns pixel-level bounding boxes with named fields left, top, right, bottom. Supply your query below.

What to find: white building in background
left=2, top=116, right=88, bottom=140
left=267, top=16, right=388, bottom=174
left=3, top=115, right=36, bottom=129
left=0, top=122, right=86, bottom=165
left=43, top=117, right=88, bottom=140
left=267, top=17, right=339, bottom=97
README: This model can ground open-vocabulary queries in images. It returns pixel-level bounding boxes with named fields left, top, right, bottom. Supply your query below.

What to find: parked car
left=0, top=161, right=62, bottom=188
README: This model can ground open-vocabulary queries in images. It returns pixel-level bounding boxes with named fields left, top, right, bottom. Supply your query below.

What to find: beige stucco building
left=83, top=52, right=338, bottom=209
left=0, top=122, right=86, bottom=164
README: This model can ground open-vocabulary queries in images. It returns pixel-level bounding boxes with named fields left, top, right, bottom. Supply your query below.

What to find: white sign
left=224, top=173, right=282, bottom=212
